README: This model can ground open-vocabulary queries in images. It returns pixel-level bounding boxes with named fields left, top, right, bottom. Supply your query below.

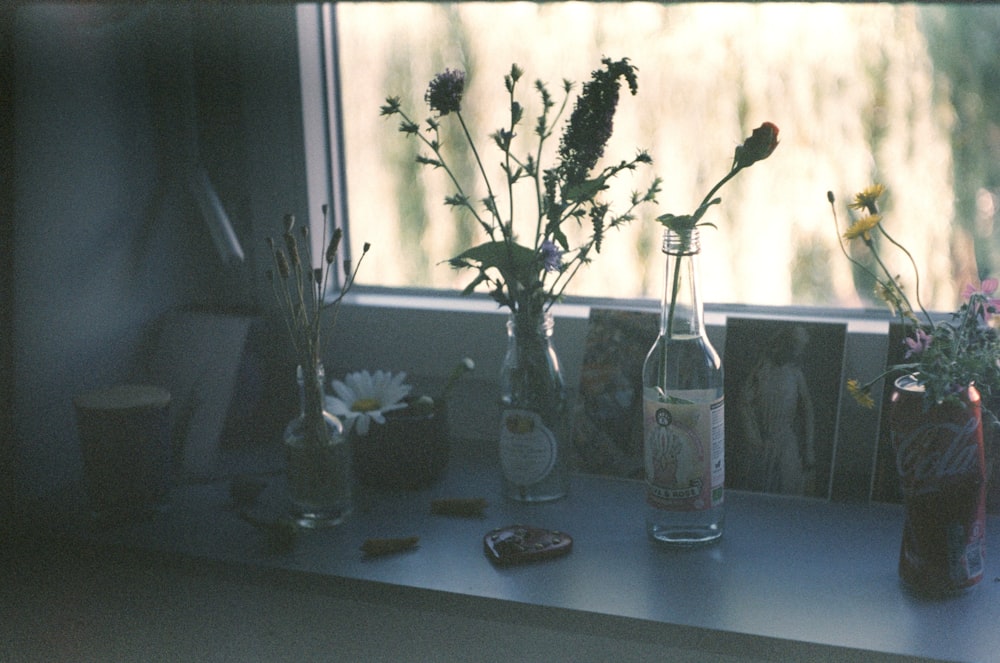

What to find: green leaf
left=460, top=272, right=489, bottom=296
left=691, top=197, right=722, bottom=222
left=563, top=176, right=608, bottom=202
left=511, top=101, right=523, bottom=126
left=656, top=213, right=696, bottom=232
left=380, top=97, right=401, bottom=115
left=547, top=225, right=569, bottom=251
left=453, top=240, right=534, bottom=269
left=452, top=241, right=538, bottom=285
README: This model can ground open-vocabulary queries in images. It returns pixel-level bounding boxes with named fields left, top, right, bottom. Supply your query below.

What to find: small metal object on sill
left=483, top=525, right=573, bottom=566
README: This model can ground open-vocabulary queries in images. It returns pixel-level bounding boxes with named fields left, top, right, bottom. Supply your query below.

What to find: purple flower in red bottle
left=903, top=328, right=932, bottom=358
left=962, top=277, right=1000, bottom=321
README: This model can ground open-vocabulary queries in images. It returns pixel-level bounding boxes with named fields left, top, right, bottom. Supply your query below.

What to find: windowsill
left=338, top=286, right=896, bottom=333
left=31, top=439, right=1000, bottom=663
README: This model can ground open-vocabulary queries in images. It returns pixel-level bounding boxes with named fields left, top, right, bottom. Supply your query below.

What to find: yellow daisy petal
left=848, top=183, right=886, bottom=211
left=843, top=213, right=882, bottom=240
left=846, top=379, right=875, bottom=409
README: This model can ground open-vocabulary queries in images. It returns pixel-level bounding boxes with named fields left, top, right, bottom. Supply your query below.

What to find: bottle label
left=499, top=409, right=557, bottom=486
left=895, top=417, right=980, bottom=496
left=643, top=395, right=724, bottom=511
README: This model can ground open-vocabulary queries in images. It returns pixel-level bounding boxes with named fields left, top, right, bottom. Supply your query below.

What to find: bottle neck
left=504, top=309, right=561, bottom=381
left=660, top=228, right=705, bottom=339
left=298, top=362, right=326, bottom=419
left=507, top=309, right=555, bottom=341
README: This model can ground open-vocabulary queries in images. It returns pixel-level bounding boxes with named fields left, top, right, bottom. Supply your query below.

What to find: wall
left=1, top=7, right=15, bottom=523
left=7, top=5, right=307, bottom=507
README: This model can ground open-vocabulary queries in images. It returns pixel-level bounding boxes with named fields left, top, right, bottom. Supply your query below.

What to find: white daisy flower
left=326, top=370, right=412, bottom=435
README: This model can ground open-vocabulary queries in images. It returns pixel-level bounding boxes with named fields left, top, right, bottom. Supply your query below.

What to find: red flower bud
left=735, top=122, right=779, bottom=170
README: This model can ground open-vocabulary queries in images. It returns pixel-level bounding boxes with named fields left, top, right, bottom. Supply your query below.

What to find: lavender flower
left=557, top=58, right=638, bottom=188
left=540, top=240, right=563, bottom=272
left=425, top=69, right=465, bottom=116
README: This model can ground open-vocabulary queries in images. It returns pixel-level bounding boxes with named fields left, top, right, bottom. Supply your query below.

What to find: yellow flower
left=846, top=379, right=875, bottom=409
left=873, top=281, right=900, bottom=316
left=843, top=213, right=882, bottom=240
left=848, top=183, right=886, bottom=212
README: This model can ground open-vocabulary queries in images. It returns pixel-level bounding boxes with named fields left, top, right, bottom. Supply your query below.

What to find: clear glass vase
left=283, top=363, right=352, bottom=528
left=498, top=310, right=569, bottom=502
left=642, top=228, right=725, bottom=545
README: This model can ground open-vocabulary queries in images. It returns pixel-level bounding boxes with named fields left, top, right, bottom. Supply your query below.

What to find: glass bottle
left=498, top=309, right=569, bottom=502
left=283, top=362, right=352, bottom=528
left=642, top=228, right=725, bottom=545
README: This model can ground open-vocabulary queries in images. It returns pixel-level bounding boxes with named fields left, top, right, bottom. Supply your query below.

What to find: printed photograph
left=571, top=308, right=659, bottom=479
left=724, top=318, right=847, bottom=499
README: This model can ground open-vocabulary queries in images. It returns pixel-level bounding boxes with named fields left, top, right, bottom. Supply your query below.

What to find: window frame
left=296, top=2, right=918, bottom=503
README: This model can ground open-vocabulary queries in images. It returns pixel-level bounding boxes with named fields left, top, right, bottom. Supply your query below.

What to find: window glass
left=335, top=2, right=1000, bottom=310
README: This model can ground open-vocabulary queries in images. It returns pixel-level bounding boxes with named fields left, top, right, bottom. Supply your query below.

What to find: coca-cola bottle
left=890, top=374, right=986, bottom=595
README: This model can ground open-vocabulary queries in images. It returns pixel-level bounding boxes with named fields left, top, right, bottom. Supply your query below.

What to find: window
left=316, top=2, right=1000, bottom=312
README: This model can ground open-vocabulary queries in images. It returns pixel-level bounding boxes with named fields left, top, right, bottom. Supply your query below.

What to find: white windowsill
left=30, top=440, right=1000, bottom=663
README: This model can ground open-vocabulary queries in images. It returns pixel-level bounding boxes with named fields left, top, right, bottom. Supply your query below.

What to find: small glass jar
left=498, top=310, right=569, bottom=502
left=283, top=363, right=352, bottom=527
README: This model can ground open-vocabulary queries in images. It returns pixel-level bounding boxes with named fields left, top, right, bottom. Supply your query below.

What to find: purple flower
left=903, top=328, right=932, bottom=359
left=425, top=69, right=465, bottom=116
left=557, top=58, right=638, bottom=187
left=540, top=240, right=563, bottom=272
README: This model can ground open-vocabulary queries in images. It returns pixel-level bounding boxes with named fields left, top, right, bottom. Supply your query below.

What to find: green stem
left=533, top=87, right=570, bottom=250
left=866, top=237, right=920, bottom=332
left=666, top=249, right=683, bottom=340
left=693, top=165, right=740, bottom=221
left=544, top=175, right=649, bottom=308
left=878, top=225, right=933, bottom=327
left=830, top=200, right=884, bottom=286
left=456, top=111, right=506, bottom=240
left=400, top=108, right=496, bottom=238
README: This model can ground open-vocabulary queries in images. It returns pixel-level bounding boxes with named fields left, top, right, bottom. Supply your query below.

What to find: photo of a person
left=725, top=319, right=846, bottom=498
left=736, top=325, right=816, bottom=494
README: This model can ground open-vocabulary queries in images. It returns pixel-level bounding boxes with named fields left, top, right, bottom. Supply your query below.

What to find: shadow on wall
left=9, top=4, right=296, bottom=504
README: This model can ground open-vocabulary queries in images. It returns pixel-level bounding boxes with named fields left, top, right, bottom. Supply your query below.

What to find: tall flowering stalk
left=655, top=122, right=780, bottom=335
left=830, top=184, right=1000, bottom=410
left=267, top=208, right=370, bottom=443
left=381, top=58, right=661, bottom=326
